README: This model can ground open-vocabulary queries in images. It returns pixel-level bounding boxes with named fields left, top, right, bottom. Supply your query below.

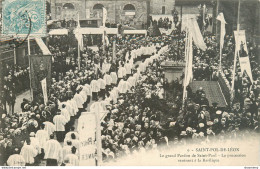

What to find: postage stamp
left=2, top=0, right=46, bottom=37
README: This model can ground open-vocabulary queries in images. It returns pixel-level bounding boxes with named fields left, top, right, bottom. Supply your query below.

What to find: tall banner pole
left=95, top=108, right=102, bottom=166
left=112, top=41, right=116, bottom=62
left=78, top=42, right=81, bottom=69
left=182, top=30, right=189, bottom=108
left=77, top=12, right=81, bottom=70
left=13, top=46, right=16, bottom=65
left=219, top=37, right=223, bottom=73
left=27, top=36, right=33, bottom=101
left=231, top=0, right=241, bottom=102
left=28, top=36, right=31, bottom=55
left=216, top=0, right=219, bottom=37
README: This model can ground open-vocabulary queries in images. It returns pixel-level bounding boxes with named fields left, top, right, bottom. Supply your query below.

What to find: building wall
left=150, top=0, right=175, bottom=15
left=86, top=0, right=148, bottom=25
left=48, top=0, right=86, bottom=20
left=48, top=0, right=149, bottom=26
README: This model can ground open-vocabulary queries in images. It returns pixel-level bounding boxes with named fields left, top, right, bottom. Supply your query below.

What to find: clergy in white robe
left=133, top=72, right=140, bottom=82
left=118, top=80, right=131, bottom=94
left=118, top=66, right=126, bottom=79
left=90, top=79, right=100, bottom=101
left=35, top=127, right=49, bottom=149
left=27, top=132, right=41, bottom=154
left=103, top=73, right=112, bottom=88
left=53, top=113, right=67, bottom=142
left=73, top=92, right=84, bottom=109
left=109, top=91, right=117, bottom=104
left=125, top=51, right=130, bottom=62
left=139, top=62, right=146, bottom=73
left=110, top=72, right=118, bottom=85
left=127, top=76, right=136, bottom=88
left=64, top=153, right=79, bottom=166
left=98, top=78, right=106, bottom=99
left=125, top=61, right=132, bottom=76
left=78, top=90, right=88, bottom=109
left=20, top=142, right=37, bottom=165
left=61, top=105, right=70, bottom=123
left=62, top=144, right=73, bottom=163
left=7, top=150, right=25, bottom=166
left=68, top=99, right=78, bottom=116
left=43, top=121, right=55, bottom=136
left=64, top=102, right=74, bottom=118
left=131, top=49, right=137, bottom=60
left=44, top=135, right=63, bottom=166
left=83, top=84, right=92, bottom=103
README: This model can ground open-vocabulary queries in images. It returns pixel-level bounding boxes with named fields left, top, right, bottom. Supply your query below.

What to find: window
left=123, top=4, right=136, bottom=11
left=63, top=3, right=75, bottom=9
left=93, top=4, right=104, bottom=10
left=162, top=6, right=165, bottom=14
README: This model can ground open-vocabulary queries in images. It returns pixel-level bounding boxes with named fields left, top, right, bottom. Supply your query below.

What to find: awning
left=47, top=20, right=58, bottom=26
left=77, top=28, right=118, bottom=35
left=48, top=29, right=68, bottom=35
left=123, top=30, right=147, bottom=35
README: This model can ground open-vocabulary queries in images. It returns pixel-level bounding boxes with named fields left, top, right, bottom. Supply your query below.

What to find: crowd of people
left=0, top=26, right=259, bottom=166
left=0, top=64, right=30, bottom=115
left=0, top=34, right=172, bottom=166
left=152, top=17, right=173, bottom=30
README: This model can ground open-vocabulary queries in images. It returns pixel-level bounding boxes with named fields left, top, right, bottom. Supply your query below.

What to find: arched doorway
left=93, top=4, right=104, bottom=18
left=123, top=4, right=136, bottom=24
left=123, top=4, right=136, bottom=11
left=63, top=3, right=75, bottom=9
left=62, top=3, right=76, bottom=20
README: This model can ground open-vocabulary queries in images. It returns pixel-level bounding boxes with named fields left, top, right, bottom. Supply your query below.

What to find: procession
left=0, top=0, right=259, bottom=167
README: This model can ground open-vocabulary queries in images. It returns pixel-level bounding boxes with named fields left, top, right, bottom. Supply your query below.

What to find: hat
left=199, top=123, right=204, bottom=128
left=186, top=127, right=192, bottom=132
left=2, top=114, right=6, bottom=118
left=207, top=121, right=213, bottom=126
left=199, top=132, right=204, bottom=137
left=169, top=122, right=176, bottom=127
left=180, top=131, right=187, bottom=136
left=216, top=110, right=222, bottom=115
left=29, top=132, right=35, bottom=137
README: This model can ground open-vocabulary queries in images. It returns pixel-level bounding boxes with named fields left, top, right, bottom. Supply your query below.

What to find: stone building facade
left=47, top=0, right=175, bottom=27
left=150, top=0, right=175, bottom=15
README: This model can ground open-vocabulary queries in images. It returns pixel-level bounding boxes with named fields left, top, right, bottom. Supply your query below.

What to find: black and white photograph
left=0, top=0, right=259, bottom=167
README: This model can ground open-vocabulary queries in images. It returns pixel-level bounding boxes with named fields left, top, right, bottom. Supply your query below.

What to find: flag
left=41, top=78, right=48, bottom=105
left=103, top=7, right=107, bottom=27
left=102, top=29, right=109, bottom=46
left=182, top=16, right=207, bottom=51
left=234, top=30, right=253, bottom=82
left=203, top=4, right=206, bottom=26
left=78, top=112, right=96, bottom=166
left=29, top=55, right=52, bottom=92
left=216, top=13, right=226, bottom=49
left=184, top=31, right=193, bottom=87
left=74, top=13, right=84, bottom=51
